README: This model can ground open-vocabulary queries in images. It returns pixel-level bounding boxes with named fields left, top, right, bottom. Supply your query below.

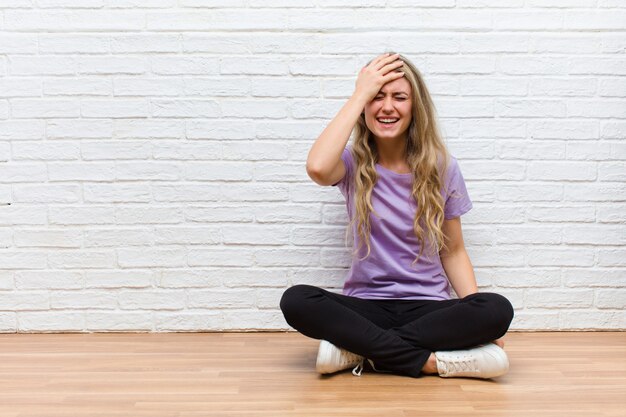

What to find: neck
left=375, top=136, right=407, bottom=166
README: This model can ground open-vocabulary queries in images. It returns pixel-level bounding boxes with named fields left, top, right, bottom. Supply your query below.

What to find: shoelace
left=352, top=359, right=365, bottom=376
left=443, top=356, right=476, bottom=374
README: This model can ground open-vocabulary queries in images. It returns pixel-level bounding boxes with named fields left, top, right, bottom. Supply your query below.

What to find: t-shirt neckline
left=375, top=163, right=412, bottom=177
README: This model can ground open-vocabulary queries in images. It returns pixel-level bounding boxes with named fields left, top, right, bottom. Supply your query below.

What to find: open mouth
left=377, top=118, right=399, bottom=125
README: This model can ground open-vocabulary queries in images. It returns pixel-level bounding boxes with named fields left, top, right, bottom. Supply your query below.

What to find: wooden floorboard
left=0, top=332, right=624, bottom=417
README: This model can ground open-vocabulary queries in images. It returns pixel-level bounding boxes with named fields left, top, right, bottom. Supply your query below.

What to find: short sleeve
left=443, top=156, right=473, bottom=220
left=332, top=146, right=354, bottom=198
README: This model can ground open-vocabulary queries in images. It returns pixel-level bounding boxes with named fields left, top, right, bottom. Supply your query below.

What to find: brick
left=117, top=249, right=186, bottom=268
left=495, top=99, right=566, bottom=118
left=5, top=11, right=145, bottom=31
left=462, top=161, right=525, bottom=180
left=113, top=78, right=183, bottom=96
left=528, top=248, right=594, bottom=267
left=187, top=289, right=255, bottom=309
left=114, top=119, right=184, bottom=139
left=461, top=119, right=526, bottom=139
left=255, top=204, right=322, bottom=223
left=461, top=77, right=527, bottom=96
left=601, top=121, right=626, bottom=140
left=15, top=271, right=83, bottom=291
left=82, top=99, right=149, bottom=118
left=11, top=99, right=80, bottom=118
left=529, top=78, right=596, bottom=97
left=222, top=141, right=288, bottom=161
left=47, top=119, right=112, bottom=139
left=152, top=184, right=221, bottom=202
left=599, top=162, right=626, bottom=181
left=559, top=311, right=625, bottom=330
left=598, top=78, right=626, bottom=98
left=498, top=141, right=565, bottom=160
left=564, top=183, right=626, bottom=202
left=597, top=204, right=626, bottom=223
left=48, top=250, right=116, bottom=269
left=220, top=268, right=290, bottom=288
left=566, top=142, right=612, bottom=160
left=0, top=313, right=17, bottom=332
left=292, top=226, right=348, bottom=246
left=154, top=226, right=221, bottom=245
left=159, top=269, right=221, bottom=288
left=14, top=229, right=82, bottom=248
left=85, top=312, right=153, bottom=332
left=50, top=291, right=117, bottom=309
left=563, top=269, right=626, bottom=288
left=14, top=185, right=81, bottom=203
left=84, top=270, right=153, bottom=289
left=0, top=34, right=38, bottom=54
left=185, top=205, right=254, bottom=223
left=437, top=99, right=494, bottom=118
left=510, top=312, right=559, bottom=331
left=82, top=141, right=152, bottom=160
left=49, top=206, right=115, bottom=225
left=10, top=57, right=77, bottom=76
left=255, top=249, right=320, bottom=267
left=565, top=10, right=626, bottom=30
left=184, top=162, right=253, bottom=181
left=254, top=163, right=308, bottom=182
left=118, top=290, right=186, bottom=310
left=115, top=162, right=181, bottom=181
left=18, top=312, right=85, bottom=332
left=188, top=248, right=254, bottom=267
left=84, top=184, right=151, bottom=203
left=49, top=162, right=115, bottom=181
left=222, top=225, right=290, bottom=245
left=528, top=161, right=596, bottom=181
left=221, top=100, right=288, bottom=119
left=0, top=291, right=49, bottom=310
left=497, top=184, right=563, bottom=202
left=568, top=100, right=626, bottom=118
left=38, top=35, right=109, bottom=53
left=184, top=77, right=249, bottom=97
left=155, top=312, right=224, bottom=331
left=84, top=228, right=153, bottom=248
left=151, top=56, right=219, bottom=75
left=0, top=78, right=42, bottom=98
left=529, top=34, right=599, bottom=54
left=528, top=205, right=595, bottom=222
left=597, top=249, right=626, bottom=267
left=111, top=34, right=180, bottom=53
left=468, top=248, right=525, bottom=267
left=0, top=206, right=47, bottom=225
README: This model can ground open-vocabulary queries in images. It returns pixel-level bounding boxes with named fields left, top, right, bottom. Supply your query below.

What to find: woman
left=280, top=53, right=514, bottom=379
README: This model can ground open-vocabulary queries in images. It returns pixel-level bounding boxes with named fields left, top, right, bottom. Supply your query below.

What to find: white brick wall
left=0, top=2, right=624, bottom=332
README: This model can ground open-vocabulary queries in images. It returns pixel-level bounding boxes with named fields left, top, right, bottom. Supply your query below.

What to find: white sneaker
left=316, top=340, right=364, bottom=375
left=434, top=343, right=509, bottom=379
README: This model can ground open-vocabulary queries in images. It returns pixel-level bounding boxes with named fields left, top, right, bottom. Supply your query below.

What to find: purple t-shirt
left=333, top=146, right=473, bottom=301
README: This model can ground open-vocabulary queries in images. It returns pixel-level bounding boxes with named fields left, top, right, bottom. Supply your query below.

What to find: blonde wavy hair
left=347, top=53, right=457, bottom=266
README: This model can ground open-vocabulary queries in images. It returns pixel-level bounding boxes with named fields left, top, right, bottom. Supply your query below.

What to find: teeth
left=378, top=118, right=398, bottom=124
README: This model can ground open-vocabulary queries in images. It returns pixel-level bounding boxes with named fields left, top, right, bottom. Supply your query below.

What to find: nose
left=381, top=96, right=394, bottom=113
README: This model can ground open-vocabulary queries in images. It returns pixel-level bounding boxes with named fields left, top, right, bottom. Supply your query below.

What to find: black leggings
left=280, top=284, right=514, bottom=378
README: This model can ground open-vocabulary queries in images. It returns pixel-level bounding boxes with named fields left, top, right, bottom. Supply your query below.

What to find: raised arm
left=306, top=53, right=405, bottom=186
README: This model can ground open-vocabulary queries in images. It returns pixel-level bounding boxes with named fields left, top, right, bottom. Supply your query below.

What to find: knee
left=484, top=292, right=515, bottom=334
left=466, top=292, right=514, bottom=335
left=279, top=284, right=317, bottom=322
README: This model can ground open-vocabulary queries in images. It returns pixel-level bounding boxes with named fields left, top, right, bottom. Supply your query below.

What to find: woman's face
left=364, top=76, right=413, bottom=143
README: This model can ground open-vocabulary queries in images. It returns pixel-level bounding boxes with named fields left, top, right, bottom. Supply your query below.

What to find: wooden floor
left=0, top=332, right=624, bottom=417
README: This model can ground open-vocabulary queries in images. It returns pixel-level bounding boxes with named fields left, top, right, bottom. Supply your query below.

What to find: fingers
left=374, top=53, right=401, bottom=70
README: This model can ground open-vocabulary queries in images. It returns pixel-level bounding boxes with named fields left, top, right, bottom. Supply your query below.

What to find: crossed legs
left=280, top=284, right=514, bottom=378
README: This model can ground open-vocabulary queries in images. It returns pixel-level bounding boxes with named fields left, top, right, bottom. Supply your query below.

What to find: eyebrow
left=376, top=91, right=410, bottom=96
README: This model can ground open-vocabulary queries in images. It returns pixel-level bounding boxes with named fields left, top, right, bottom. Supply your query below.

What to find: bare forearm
left=441, top=249, right=478, bottom=299
left=306, top=93, right=368, bottom=176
